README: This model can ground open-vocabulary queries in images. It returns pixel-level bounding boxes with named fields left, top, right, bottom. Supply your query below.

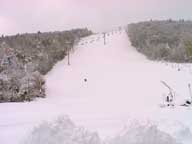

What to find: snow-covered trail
left=0, top=29, right=192, bottom=144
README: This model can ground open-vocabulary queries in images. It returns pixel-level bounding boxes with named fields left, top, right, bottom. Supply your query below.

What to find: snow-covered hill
left=0, top=29, right=192, bottom=144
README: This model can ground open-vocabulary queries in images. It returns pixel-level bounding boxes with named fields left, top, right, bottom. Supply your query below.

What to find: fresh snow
left=21, top=116, right=101, bottom=144
left=0, top=29, right=192, bottom=144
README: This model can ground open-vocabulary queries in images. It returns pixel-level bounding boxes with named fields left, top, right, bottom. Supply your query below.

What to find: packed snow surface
left=0, top=29, right=192, bottom=144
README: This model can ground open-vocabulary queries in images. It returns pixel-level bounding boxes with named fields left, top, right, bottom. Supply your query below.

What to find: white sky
left=0, top=0, right=192, bottom=35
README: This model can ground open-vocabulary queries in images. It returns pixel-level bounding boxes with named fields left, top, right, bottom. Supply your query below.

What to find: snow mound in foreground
left=108, top=121, right=181, bottom=144
left=22, top=116, right=182, bottom=144
left=157, top=120, right=192, bottom=143
left=21, top=116, right=101, bottom=144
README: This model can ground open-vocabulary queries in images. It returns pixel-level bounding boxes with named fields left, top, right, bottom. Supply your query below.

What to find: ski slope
left=0, top=29, right=192, bottom=144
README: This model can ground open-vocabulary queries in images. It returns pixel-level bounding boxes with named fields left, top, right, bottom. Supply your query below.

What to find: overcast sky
left=0, top=0, right=192, bottom=35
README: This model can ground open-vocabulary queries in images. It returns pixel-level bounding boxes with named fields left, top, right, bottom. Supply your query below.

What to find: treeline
left=0, top=28, right=92, bottom=102
left=127, top=20, right=192, bottom=62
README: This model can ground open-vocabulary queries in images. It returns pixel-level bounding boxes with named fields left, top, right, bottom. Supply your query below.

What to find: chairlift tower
left=65, top=41, right=74, bottom=66
left=103, top=32, right=106, bottom=45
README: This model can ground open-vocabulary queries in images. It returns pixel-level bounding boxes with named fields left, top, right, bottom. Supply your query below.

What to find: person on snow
left=181, top=83, right=192, bottom=107
left=84, top=78, right=87, bottom=82
left=166, top=92, right=174, bottom=106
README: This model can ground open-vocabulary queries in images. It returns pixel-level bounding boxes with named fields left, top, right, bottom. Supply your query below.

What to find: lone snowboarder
left=161, top=81, right=175, bottom=107
left=84, top=78, right=87, bottom=82
left=166, top=93, right=174, bottom=106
